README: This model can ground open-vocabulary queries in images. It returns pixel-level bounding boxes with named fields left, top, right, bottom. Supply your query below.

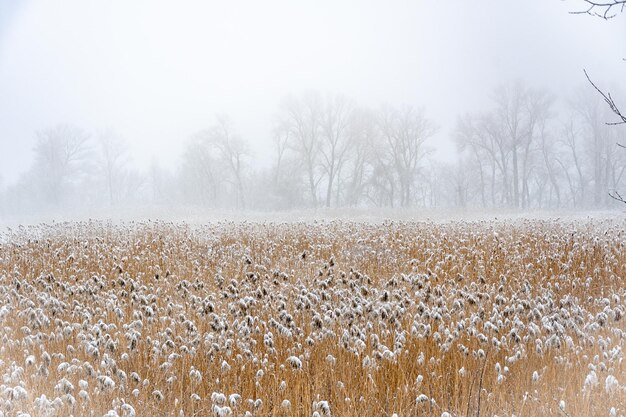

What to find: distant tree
left=555, top=117, right=588, bottom=206
left=318, top=94, right=355, bottom=207
left=456, top=113, right=507, bottom=207
left=569, top=88, right=622, bottom=206
left=179, top=117, right=249, bottom=209
left=270, top=123, right=303, bottom=208
left=208, top=115, right=249, bottom=210
left=538, top=115, right=562, bottom=207
left=272, top=123, right=291, bottom=188
left=492, top=82, right=553, bottom=208
left=96, top=128, right=130, bottom=206
left=456, top=82, right=553, bottom=209
left=277, top=93, right=324, bottom=207
left=343, top=107, right=377, bottom=207
left=584, top=71, right=626, bottom=204
left=439, top=159, right=471, bottom=208
left=179, top=133, right=219, bottom=206
left=376, top=105, right=437, bottom=207
left=33, top=124, right=91, bottom=205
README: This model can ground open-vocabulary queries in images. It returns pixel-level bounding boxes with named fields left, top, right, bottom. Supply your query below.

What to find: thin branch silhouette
left=584, top=70, right=626, bottom=125
left=571, top=0, right=626, bottom=19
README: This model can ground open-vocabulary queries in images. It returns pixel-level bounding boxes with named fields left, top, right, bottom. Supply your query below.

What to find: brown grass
left=0, top=219, right=625, bottom=416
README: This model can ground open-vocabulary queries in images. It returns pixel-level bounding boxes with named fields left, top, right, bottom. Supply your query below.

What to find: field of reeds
left=0, top=219, right=625, bottom=417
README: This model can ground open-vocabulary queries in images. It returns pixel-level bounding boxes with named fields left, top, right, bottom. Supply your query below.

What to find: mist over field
left=2, top=3, right=626, bottom=417
left=1, top=0, right=625, bottom=224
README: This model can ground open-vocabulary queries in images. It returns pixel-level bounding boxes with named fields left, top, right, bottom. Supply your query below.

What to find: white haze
left=0, top=0, right=625, bottom=222
left=1, top=0, right=624, bottom=179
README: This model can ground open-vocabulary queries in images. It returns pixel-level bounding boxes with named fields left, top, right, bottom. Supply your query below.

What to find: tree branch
left=571, top=0, right=626, bottom=19
left=609, top=190, right=626, bottom=204
left=584, top=70, right=626, bottom=125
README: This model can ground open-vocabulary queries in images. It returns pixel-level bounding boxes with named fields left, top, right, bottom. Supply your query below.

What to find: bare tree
left=493, top=83, right=524, bottom=208
left=278, top=93, right=324, bottom=207
left=538, top=117, right=562, bottom=207
left=180, top=116, right=250, bottom=209
left=96, top=128, right=130, bottom=206
left=456, top=113, right=511, bottom=207
left=450, top=159, right=471, bottom=207
left=344, top=107, right=377, bottom=206
left=455, top=116, right=487, bottom=207
left=569, top=87, right=625, bottom=206
left=179, top=134, right=219, bottom=206
left=522, top=88, right=555, bottom=208
left=319, top=94, right=355, bottom=207
left=208, top=116, right=249, bottom=210
left=376, top=105, right=437, bottom=207
left=555, top=118, right=587, bottom=206
left=272, top=124, right=290, bottom=188
left=269, top=123, right=304, bottom=208
left=492, top=82, right=553, bottom=208
left=33, top=124, right=91, bottom=205
left=455, top=83, right=553, bottom=209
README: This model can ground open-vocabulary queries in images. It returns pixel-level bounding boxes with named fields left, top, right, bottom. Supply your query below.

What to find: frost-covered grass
left=0, top=219, right=625, bottom=416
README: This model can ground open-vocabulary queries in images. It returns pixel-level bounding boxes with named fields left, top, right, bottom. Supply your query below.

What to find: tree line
left=1, top=81, right=625, bottom=216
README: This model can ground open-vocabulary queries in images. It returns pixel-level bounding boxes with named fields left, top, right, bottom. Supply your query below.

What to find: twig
left=571, top=0, right=626, bottom=19
left=609, top=190, right=626, bottom=204
left=584, top=70, right=626, bottom=125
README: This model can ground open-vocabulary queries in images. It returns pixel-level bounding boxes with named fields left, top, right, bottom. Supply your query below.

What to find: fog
left=1, top=0, right=625, bottom=223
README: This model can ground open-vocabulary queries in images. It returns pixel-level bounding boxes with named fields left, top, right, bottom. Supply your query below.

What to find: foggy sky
left=1, top=0, right=625, bottom=187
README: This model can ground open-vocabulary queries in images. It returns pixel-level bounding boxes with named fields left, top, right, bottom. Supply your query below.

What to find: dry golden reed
left=0, top=219, right=625, bottom=417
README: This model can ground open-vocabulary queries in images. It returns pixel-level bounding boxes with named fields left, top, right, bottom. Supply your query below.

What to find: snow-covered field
left=1, top=206, right=624, bottom=229
left=0, top=219, right=625, bottom=416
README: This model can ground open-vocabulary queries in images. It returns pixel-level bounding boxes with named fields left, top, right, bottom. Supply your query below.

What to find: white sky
left=0, top=0, right=624, bottom=186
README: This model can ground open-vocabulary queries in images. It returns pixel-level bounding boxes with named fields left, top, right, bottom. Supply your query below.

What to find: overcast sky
left=0, top=0, right=624, bottom=186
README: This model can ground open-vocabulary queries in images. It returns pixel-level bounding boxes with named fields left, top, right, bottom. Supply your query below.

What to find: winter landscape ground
left=1, top=217, right=625, bottom=417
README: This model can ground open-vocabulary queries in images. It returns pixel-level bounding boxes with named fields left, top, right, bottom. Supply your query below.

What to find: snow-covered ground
left=1, top=206, right=624, bottom=229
